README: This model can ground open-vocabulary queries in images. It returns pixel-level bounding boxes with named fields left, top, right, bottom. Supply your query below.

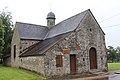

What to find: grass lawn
left=0, top=63, right=120, bottom=80
left=0, top=66, right=45, bottom=80
left=108, top=63, right=120, bottom=70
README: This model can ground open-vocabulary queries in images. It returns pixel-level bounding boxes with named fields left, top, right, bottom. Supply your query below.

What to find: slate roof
left=45, top=10, right=87, bottom=39
left=20, top=32, right=71, bottom=57
left=18, top=9, right=88, bottom=57
left=16, top=22, right=49, bottom=40
left=47, top=12, right=56, bottom=19
left=16, top=9, right=87, bottom=40
left=18, top=9, right=105, bottom=57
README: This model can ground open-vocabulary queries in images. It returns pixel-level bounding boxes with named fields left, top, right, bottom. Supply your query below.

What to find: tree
left=107, top=46, right=120, bottom=62
left=0, top=19, right=4, bottom=61
left=0, top=9, right=13, bottom=57
left=107, top=46, right=116, bottom=62
left=115, top=46, right=120, bottom=62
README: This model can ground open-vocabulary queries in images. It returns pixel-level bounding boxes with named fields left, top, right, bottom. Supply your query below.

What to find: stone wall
left=44, top=32, right=89, bottom=76
left=20, top=56, right=45, bottom=75
left=20, top=40, right=39, bottom=52
left=3, top=56, right=11, bottom=66
left=11, top=25, right=21, bottom=67
left=44, top=50, right=70, bottom=76
left=76, top=11, right=107, bottom=71
left=44, top=32, right=80, bottom=76
left=43, top=11, right=107, bottom=76
left=11, top=10, right=107, bottom=76
left=11, top=25, right=40, bottom=67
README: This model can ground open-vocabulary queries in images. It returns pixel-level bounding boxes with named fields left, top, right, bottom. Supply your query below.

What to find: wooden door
left=89, top=47, right=97, bottom=69
left=70, top=54, right=76, bottom=74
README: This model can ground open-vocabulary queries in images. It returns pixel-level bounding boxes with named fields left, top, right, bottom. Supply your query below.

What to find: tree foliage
left=107, top=46, right=120, bottom=62
left=115, top=47, right=120, bottom=62
left=0, top=19, right=4, bottom=56
left=0, top=9, right=13, bottom=56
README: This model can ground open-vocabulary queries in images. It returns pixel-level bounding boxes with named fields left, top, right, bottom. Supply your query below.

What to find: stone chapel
left=6, top=9, right=107, bottom=76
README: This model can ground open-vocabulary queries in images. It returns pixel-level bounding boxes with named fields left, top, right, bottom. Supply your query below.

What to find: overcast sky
left=0, top=0, right=120, bottom=48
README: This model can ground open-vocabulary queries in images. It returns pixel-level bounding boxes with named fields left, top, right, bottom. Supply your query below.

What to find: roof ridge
left=74, top=9, right=89, bottom=31
left=16, top=21, right=47, bottom=28
left=16, top=22, right=49, bottom=40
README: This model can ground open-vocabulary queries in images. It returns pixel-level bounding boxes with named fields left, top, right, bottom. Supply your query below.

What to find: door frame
left=89, top=47, right=97, bottom=69
left=70, top=54, right=76, bottom=74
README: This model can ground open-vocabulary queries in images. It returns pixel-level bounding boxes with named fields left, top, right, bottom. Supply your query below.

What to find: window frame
left=56, top=55, right=63, bottom=67
left=13, top=45, right=16, bottom=59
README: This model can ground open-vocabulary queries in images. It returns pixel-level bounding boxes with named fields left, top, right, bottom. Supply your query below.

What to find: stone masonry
left=10, top=9, right=107, bottom=76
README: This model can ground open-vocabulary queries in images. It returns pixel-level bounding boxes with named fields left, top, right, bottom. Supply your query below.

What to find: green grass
left=0, top=63, right=119, bottom=80
left=108, top=63, right=120, bottom=70
left=0, top=66, right=45, bottom=80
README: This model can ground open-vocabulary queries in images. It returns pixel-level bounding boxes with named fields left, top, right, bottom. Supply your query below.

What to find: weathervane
left=49, top=3, right=52, bottom=12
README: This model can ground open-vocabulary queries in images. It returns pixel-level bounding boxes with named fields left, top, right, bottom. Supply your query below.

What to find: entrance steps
left=89, top=69, right=108, bottom=76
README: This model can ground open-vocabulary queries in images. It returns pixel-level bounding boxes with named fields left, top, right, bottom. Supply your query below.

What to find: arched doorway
left=89, top=47, right=97, bottom=69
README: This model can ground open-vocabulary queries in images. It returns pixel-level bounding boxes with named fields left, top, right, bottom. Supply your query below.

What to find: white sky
left=0, top=0, right=120, bottom=48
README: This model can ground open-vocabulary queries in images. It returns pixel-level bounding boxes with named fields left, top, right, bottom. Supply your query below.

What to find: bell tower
left=46, top=12, right=56, bottom=29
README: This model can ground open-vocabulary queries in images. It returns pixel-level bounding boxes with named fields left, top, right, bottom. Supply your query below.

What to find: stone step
left=89, top=69, right=108, bottom=76
left=89, top=69, right=100, bottom=73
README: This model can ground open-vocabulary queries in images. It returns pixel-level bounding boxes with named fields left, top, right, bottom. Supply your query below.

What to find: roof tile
left=16, top=22, right=49, bottom=40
